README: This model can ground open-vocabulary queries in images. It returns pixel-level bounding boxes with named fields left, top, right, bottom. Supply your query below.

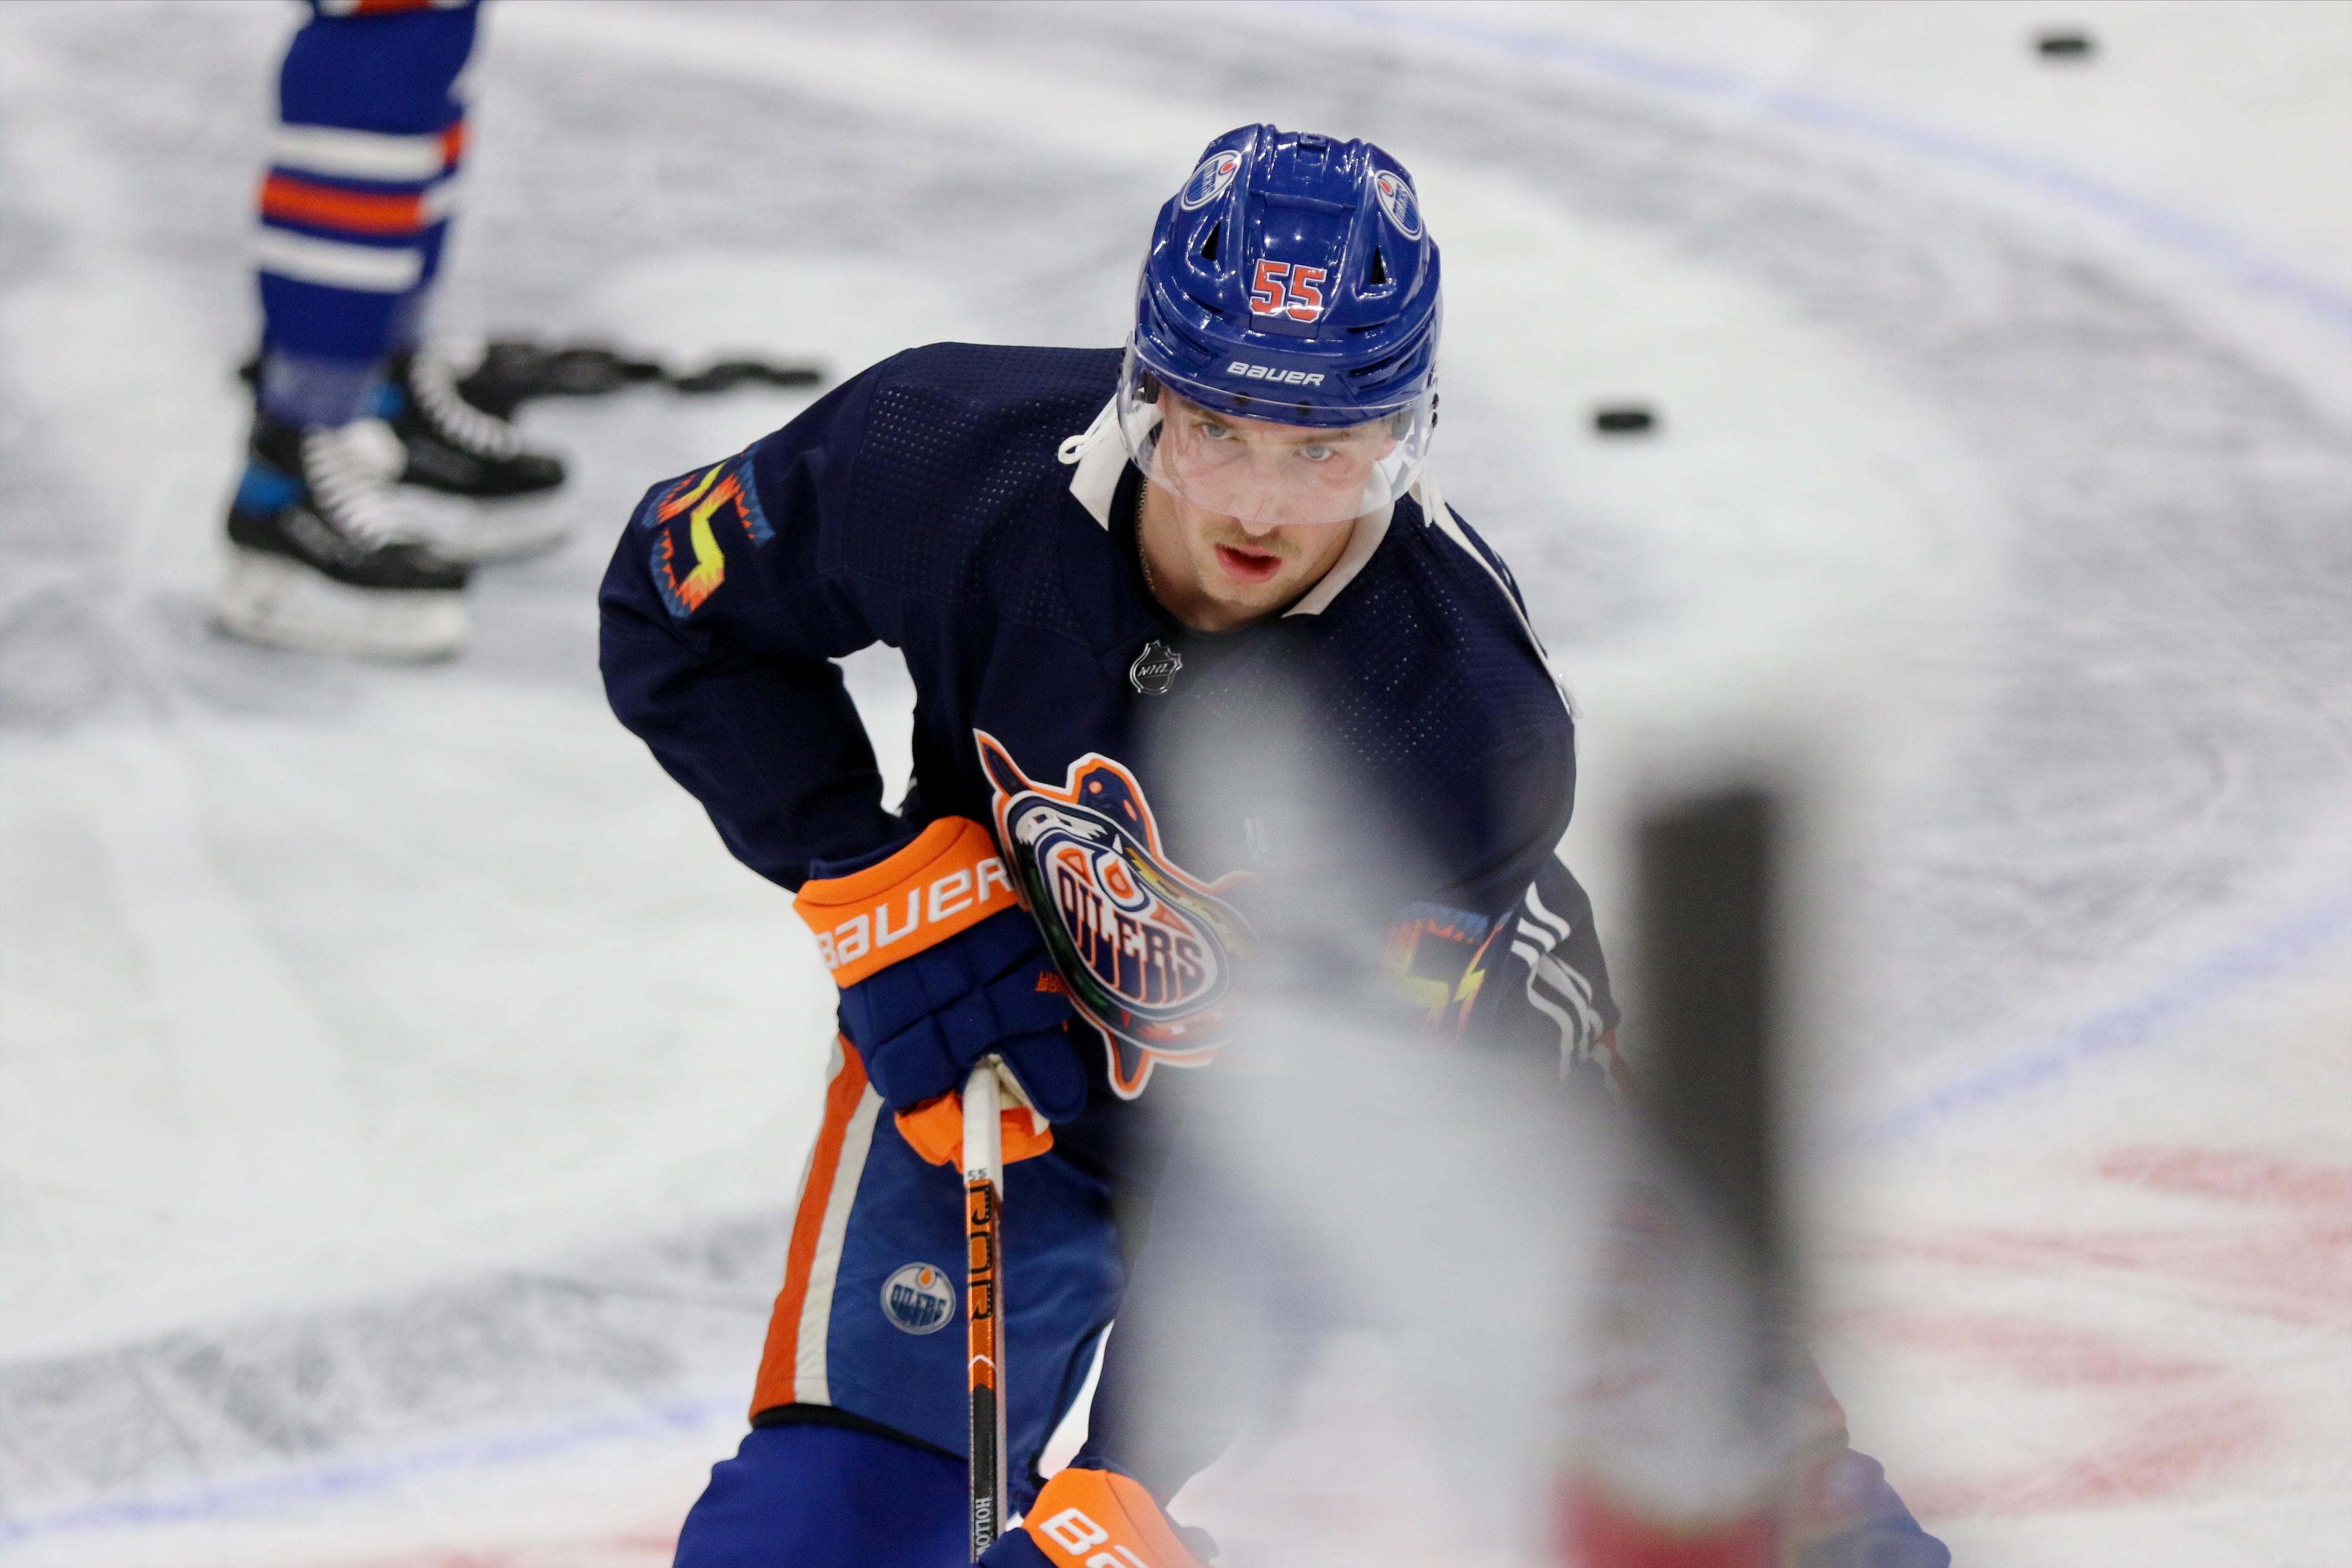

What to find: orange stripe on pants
left=751, top=1038, right=872, bottom=1417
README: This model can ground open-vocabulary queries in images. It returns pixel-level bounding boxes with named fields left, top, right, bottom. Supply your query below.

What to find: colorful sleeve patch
left=634, top=450, right=774, bottom=620
left=1385, top=900, right=1501, bottom=1035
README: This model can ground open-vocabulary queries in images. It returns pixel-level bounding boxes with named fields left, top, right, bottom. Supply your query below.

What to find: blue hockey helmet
left=1120, top=125, right=1442, bottom=527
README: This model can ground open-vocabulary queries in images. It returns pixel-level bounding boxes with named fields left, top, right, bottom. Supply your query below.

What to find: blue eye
left=1299, top=444, right=1332, bottom=462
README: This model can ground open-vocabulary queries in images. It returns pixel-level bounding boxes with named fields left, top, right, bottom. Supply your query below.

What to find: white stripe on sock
left=270, top=123, right=445, bottom=183
left=255, top=228, right=422, bottom=292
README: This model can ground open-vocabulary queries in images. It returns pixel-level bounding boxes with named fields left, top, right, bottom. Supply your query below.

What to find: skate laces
left=409, top=352, right=523, bottom=460
left=302, top=420, right=441, bottom=546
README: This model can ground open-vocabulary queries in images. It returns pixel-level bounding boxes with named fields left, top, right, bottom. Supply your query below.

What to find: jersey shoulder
left=848, top=342, right=1120, bottom=528
left=1317, top=497, right=1568, bottom=764
left=827, top=342, right=1119, bottom=605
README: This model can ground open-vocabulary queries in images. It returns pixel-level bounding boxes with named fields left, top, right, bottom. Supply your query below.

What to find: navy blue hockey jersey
left=599, top=343, right=1611, bottom=1096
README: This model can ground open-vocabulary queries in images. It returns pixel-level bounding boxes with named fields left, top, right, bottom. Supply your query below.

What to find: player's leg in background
left=217, top=0, right=563, bottom=661
left=369, top=30, right=572, bottom=566
left=219, top=0, right=477, bottom=659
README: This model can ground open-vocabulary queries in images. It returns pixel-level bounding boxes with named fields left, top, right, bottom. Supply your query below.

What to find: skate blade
left=212, top=549, right=469, bottom=663
left=429, top=490, right=573, bottom=565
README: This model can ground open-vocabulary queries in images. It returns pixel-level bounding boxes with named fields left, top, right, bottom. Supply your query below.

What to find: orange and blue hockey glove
left=796, top=817, right=1085, bottom=1157
left=978, top=1465, right=1215, bottom=1568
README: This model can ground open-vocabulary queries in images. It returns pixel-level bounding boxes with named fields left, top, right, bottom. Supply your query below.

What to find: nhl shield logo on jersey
left=976, top=732, right=1251, bottom=1098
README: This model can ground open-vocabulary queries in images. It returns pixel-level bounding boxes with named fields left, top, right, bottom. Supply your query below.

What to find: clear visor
left=1117, top=350, right=1435, bottom=529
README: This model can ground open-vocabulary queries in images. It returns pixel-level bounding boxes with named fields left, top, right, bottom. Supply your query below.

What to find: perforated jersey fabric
left=599, top=340, right=1571, bottom=910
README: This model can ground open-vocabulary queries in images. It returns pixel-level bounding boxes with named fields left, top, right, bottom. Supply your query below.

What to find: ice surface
left=2, top=2, right=2350, bottom=1563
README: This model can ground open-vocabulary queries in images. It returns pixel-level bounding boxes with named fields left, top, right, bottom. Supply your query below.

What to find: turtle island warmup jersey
left=599, top=343, right=1604, bottom=1103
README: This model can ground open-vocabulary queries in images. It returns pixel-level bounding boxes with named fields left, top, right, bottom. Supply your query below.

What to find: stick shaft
left=964, top=1061, right=1007, bottom=1560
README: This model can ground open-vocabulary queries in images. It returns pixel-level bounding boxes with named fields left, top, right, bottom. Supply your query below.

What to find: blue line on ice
left=1307, top=0, right=2352, bottom=335
left=1855, top=877, right=2352, bottom=1146
left=0, top=1394, right=739, bottom=1550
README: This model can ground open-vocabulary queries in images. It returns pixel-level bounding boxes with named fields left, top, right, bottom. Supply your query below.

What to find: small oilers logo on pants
left=880, top=1262, right=956, bottom=1335
left=976, top=732, right=1251, bottom=1099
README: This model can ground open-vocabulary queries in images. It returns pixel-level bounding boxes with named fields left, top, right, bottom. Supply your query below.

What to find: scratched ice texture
left=2, top=2, right=2348, bottom=1564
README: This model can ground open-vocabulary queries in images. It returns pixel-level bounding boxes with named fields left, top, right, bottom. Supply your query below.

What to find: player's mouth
left=1213, top=542, right=1285, bottom=586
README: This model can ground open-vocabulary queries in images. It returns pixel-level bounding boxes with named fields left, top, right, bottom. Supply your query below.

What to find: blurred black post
left=1636, top=787, right=1785, bottom=1308
left=1562, top=788, right=1793, bottom=1567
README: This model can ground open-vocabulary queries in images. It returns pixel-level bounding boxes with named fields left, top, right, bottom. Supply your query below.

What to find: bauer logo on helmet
left=1225, top=362, right=1327, bottom=386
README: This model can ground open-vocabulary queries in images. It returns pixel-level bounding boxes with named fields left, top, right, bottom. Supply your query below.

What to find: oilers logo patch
left=1180, top=149, right=1243, bottom=210
left=1372, top=169, right=1422, bottom=240
left=880, top=1262, right=956, bottom=1335
left=976, top=733, right=1251, bottom=1098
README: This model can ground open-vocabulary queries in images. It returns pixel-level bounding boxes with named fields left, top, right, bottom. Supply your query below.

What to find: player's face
left=1150, top=392, right=1399, bottom=530
left=1141, top=396, right=1368, bottom=632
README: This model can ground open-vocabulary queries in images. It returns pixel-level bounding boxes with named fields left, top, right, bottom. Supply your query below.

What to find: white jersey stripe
left=270, top=123, right=446, bottom=183
left=1522, top=882, right=1572, bottom=941
left=254, top=228, right=422, bottom=292
left=794, top=1081, right=881, bottom=1405
left=1413, top=466, right=1578, bottom=719
left=1526, top=983, right=1585, bottom=1060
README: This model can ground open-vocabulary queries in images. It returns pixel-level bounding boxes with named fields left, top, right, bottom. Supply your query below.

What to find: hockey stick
left=964, top=1057, right=1008, bottom=1560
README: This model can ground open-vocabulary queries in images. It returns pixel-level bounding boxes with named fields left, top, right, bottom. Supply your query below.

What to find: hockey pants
left=689, top=1037, right=1120, bottom=1554
left=672, top=1423, right=967, bottom=1568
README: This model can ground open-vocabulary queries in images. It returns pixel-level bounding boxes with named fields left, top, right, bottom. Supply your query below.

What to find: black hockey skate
left=215, top=413, right=472, bottom=661
left=380, top=349, right=572, bottom=562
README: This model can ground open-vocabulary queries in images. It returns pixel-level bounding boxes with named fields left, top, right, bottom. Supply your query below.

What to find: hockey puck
left=1593, top=404, right=1657, bottom=436
left=2034, top=29, right=2095, bottom=59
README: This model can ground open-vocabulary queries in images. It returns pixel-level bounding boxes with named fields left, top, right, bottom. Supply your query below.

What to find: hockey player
left=602, top=126, right=1945, bottom=1567
left=218, top=0, right=568, bottom=662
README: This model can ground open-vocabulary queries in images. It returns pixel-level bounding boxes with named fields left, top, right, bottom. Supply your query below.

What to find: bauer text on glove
left=795, top=817, right=1086, bottom=1124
